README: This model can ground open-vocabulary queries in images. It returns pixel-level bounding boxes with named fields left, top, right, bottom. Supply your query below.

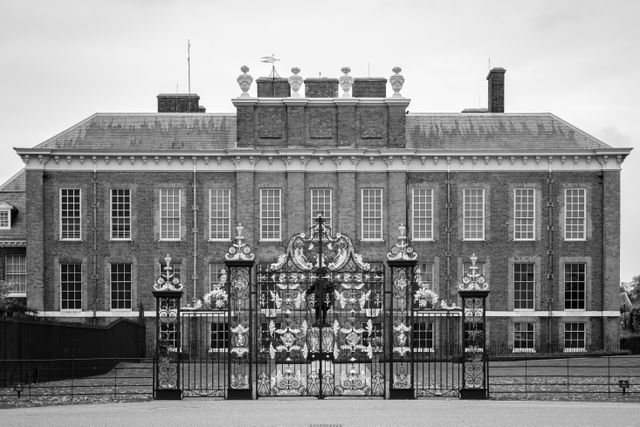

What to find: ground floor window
left=210, top=322, right=228, bottom=352
left=412, top=322, right=434, bottom=351
left=564, top=322, right=586, bottom=352
left=60, top=263, right=82, bottom=310
left=513, top=322, right=535, bottom=352
left=110, top=263, right=132, bottom=309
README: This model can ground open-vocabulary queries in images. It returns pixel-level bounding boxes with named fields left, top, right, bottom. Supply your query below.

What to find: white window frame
left=59, top=188, right=82, bottom=241
left=260, top=188, right=281, bottom=242
left=208, top=263, right=226, bottom=293
left=513, top=322, right=535, bottom=353
left=0, top=210, right=11, bottom=229
left=513, top=263, right=535, bottom=311
left=564, top=262, right=586, bottom=311
left=209, top=321, right=228, bottom=353
left=513, top=188, right=535, bottom=241
left=564, top=188, right=586, bottom=241
left=5, top=254, right=26, bottom=295
left=60, top=263, right=82, bottom=311
left=110, top=263, right=132, bottom=310
left=361, top=188, right=383, bottom=241
left=159, top=188, right=181, bottom=241
left=310, top=188, right=332, bottom=230
left=412, top=188, right=434, bottom=241
left=463, top=188, right=485, bottom=241
left=563, top=322, right=586, bottom=352
left=412, top=321, right=435, bottom=352
left=209, top=189, right=231, bottom=241
left=110, top=189, right=131, bottom=240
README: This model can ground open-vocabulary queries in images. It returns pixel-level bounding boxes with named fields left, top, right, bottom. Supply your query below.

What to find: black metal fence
left=489, top=354, right=640, bottom=400
left=0, top=357, right=153, bottom=406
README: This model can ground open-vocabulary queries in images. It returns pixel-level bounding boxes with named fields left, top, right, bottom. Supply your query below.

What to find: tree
left=622, top=275, right=640, bottom=303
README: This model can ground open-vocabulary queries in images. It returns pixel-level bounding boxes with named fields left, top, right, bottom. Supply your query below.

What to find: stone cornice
left=15, top=148, right=631, bottom=173
left=231, top=97, right=411, bottom=108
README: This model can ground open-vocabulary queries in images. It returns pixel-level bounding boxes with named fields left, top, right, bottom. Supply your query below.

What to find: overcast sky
left=0, top=0, right=638, bottom=281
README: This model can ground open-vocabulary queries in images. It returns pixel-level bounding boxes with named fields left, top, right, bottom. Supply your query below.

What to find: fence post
left=153, top=254, right=184, bottom=400
left=458, top=254, right=490, bottom=400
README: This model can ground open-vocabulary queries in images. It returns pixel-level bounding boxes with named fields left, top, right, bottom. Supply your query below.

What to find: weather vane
left=260, top=54, right=280, bottom=78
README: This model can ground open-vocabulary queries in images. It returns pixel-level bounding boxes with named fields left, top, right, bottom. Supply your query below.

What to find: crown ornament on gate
left=386, top=224, right=417, bottom=261
left=458, top=254, right=489, bottom=291
left=154, top=254, right=183, bottom=292
left=225, top=223, right=255, bottom=261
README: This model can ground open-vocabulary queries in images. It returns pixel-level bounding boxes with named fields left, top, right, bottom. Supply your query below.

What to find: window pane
left=362, top=188, right=383, bottom=240
left=564, top=322, right=585, bottom=350
left=260, top=189, right=281, bottom=240
left=0, top=211, right=10, bottom=228
left=565, top=189, right=586, bottom=240
left=111, top=263, right=132, bottom=309
left=210, top=322, right=228, bottom=350
left=513, top=322, right=535, bottom=350
left=311, top=188, right=332, bottom=230
left=412, top=322, right=434, bottom=350
left=209, top=189, right=231, bottom=240
left=513, top=263, right=535, bottom=310
left=111, top=189, right=131, bottom=239
left=160, top=189, right=181, bottom=240
left=60, top=189, right=81, bottom=240
left=412, top=189, right=433, bottom=240
left=564, top=263, right=585, bottom=309
left=5, top=254, right=26, bottom=293
left=514, top=188, right=535, bottom=240
left=60, top=264, right=82, bottom=310
left=463, top=189, right=484, bottom=240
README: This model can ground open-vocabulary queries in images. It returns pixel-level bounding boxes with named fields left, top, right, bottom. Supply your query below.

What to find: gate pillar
left=153, top=254, right=184, bottom=400
left=224, top=224, right=255, bottom=400
left=458, top=254, right=489, bottom=400
left=386, top=225, right=417, bottom=399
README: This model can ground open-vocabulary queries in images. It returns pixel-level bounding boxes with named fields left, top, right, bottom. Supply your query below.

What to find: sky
left=0, top=0, right=638, bottom=281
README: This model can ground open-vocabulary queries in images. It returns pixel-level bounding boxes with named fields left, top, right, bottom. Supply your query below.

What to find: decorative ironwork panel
left=256, top=214, right=385, bottom=399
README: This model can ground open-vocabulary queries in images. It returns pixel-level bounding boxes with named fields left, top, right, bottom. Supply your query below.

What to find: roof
left=30, top=111, right=612, bottom=153
left=406, top=113, right=611, bottom=151
left=0, top=169, right=25, bottom=192
left=35, top=113, right=236, bottom=151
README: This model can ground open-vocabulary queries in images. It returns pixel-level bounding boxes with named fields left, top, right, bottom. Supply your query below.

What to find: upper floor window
left=5, top=254, right=26, bottom=294
left=111, top=189, right=131, bottom=240
left=160, top=189, right=181, bottom=240
left=311, top=188, right=332, bottom=230
left=60, top=188, right=81, bottom=240
left=209, top=189, right=231, bottom=241
left=111, top=263, right=132, bottom=310
left=260, top=189, right=281, bottom=241
left=0, top=207, right=11, bottom=229
left=513, top=263, right=535, bottom=310
left=564, top=263, right=586, bottom=310
left=60, top=263, right=82, bottom=310
left=412, top=188, right=433, bottom=240
left=361, top=188, right=383, bottom=241
left=564, top=188, right=586, bottom=240
left=514, top=188, right=535, bottom=240
left=463, top=189, right=484, bottom=240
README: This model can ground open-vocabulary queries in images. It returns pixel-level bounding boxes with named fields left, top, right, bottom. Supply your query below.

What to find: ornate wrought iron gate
left=255, top=216, right=385, bottom=398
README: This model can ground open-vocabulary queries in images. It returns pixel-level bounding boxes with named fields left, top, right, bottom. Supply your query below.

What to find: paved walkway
left=2, top=399, right=640, bottom=427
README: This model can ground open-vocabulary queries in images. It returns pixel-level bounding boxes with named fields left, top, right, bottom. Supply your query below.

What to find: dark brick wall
left=157, top=94, right=202, bottom=113
left=29, top=168, right=617, bottom=350
left=487, top=68, right=505, bottom=113
left=256, top=78, right=290, bottom=98
left=304, top=78, right=338, bottom=98
left=353, top=78, right=387, bottom=98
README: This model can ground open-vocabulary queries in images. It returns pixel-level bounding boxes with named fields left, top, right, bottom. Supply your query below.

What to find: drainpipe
left=546, top=170, right=553, bottom=352
left=446, top=168, right=452, bottom=298
left=92, top=166, right=98, bottom=323
left=192, top=161, right=198, bottom=304
left=595, top=154, right=606, bottom=349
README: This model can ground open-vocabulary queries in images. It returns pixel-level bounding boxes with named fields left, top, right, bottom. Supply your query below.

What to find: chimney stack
left=487, top=67, right=506, bottom=113
left=256, top=77, right=291, bottom=97
left=157, top=94, right=205, bottom=112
